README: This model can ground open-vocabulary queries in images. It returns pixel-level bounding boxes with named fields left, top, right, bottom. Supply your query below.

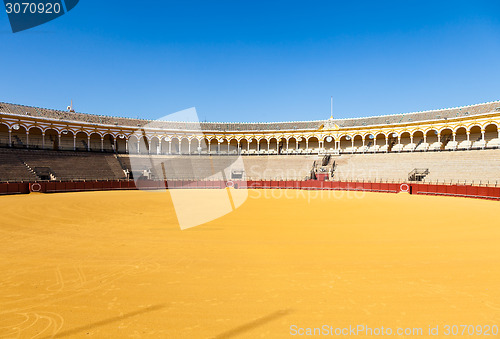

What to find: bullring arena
left=1, top=101, right=500, bottom=338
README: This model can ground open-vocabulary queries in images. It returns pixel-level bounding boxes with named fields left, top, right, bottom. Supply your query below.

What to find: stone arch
left=59, top=130, right=75, bottom=151
left=412, top=130, right=424, bottom=144
left=116, top=135, right=128, bottom=154
left=323, top=135, right=335, bottom=150
left=469, top=125, right=482, bottom=142
left=190, top=138, right=200, bottom=154
left=248, top=138, right=258, bottom=152
left=171, top=137, right=180, bottom=154
left=228, top=138, right=238, bottom=154
left=278, top=137, right=287, bottom=154
left=339, top=135, right=352, bottom=152
left=484, top=123, right=499, bottom=143
left=220, top=138, right=229, bottom=154
left=0, top=123, right=9, bottom=146
left=148, top=136, right=160, bottom=155
left=239, top=138, right=249, bottom=153
left=89, top=133, right=102, bottom=152
left=45, top=129, right=60, bottom=150
left=103, top=134, right=115, bottom=152
left=28, top=127, right=43, bottom=149
left=308, top=136, right=319, bottom=151
left=258, top=138, right=268, bottom=152
left=76, top=131, right=89, bottom=151
left=425, top=129, right=439, bottom=145
left=363, top=133, right=375, bottom=148
left=11, top=124, right=27, bottom=148
left=455, top=127, right=468, bottom=143
left=374, top=133, right=386, bottom=147
left=209, top=138, right=219, bottom=153
left=353, top=135, right=363, bottom=148
left=400, top=131, right=411, bottom=145
left=180, top=137, right=190, bottom=154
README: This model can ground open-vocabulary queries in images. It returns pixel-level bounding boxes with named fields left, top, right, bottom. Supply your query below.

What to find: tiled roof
left=0, top=101, right=499, bottom=132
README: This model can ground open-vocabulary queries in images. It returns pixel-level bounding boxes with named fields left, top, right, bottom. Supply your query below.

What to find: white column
left=42, top=132, right=45, bottom=149
left=168, top=141, right=172, bottom=154
left=87, top=136, right=91, bottom=151
left=453, top=133, right=456, bottom=142
left=8, top=130, right=12, bottom=147
left=189, top=141, right=192, bottom=154
left=26, top=131, right=29, bottom=148
left=73, top=135, right=76, bottom=151
left=101, top=136, right=104, bottom=152
left=286, top=139, right=289, bottom=154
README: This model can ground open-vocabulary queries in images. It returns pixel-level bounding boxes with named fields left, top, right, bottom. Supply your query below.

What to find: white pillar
left=42, top=132, right=45, bottom=149
left=189, top=140, right=192, bottom=154
left=73, top=134, right=76, bottom=151
left=26, top=131, right=29, bottom=148
left=8, top=130, right=12, bottom=147
left=87, top=136, right=91, bottom=151
left=101, top=136, right=104, bottom=152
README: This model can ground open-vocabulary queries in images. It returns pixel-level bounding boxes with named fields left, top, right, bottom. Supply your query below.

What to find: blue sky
left=1, top=0, right=500, bottom=122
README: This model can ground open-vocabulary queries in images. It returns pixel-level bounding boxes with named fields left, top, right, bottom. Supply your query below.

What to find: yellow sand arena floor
left=0, top=189, right=499, bottom=338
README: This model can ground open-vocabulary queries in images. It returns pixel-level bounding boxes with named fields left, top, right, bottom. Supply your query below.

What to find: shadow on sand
left=211, top=309, right=292, bottom=339
left=45, top=304, right=166, bottom=338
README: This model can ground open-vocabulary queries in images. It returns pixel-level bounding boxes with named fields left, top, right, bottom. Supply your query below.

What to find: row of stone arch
left=0, top=122, right=498, bottom=154
left=0, top=124, right=128, bottom=152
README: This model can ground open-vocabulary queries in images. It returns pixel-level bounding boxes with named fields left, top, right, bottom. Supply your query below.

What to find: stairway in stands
left=408, top=168, right=430, bottom=181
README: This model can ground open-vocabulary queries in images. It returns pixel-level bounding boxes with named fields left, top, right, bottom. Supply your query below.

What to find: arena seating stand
left=0, top=148, right=127, bottom=181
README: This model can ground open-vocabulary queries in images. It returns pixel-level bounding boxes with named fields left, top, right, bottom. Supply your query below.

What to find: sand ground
left=0, top=189, right=499, bottom=338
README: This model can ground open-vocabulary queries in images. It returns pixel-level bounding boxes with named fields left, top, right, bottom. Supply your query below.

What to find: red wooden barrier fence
left=0, top=180, right=498, bottom=200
